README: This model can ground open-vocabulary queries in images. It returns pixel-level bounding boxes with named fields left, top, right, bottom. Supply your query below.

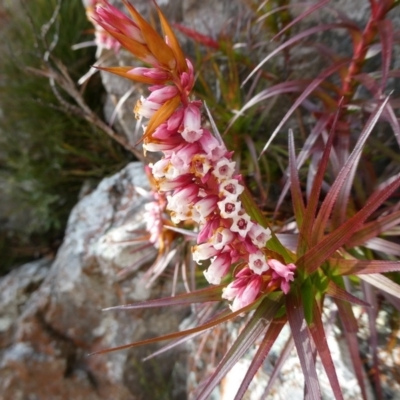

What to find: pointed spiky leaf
left=335, top=299, right=369, bottom=399
left=260, top=60, right=348, bottom=155
left=286, top=290, right=321, bottom=399
left=196, top=296, right=283, bottom=400
left=288, top=129, right=305, bottom=229
left=309, top=300, right=344, bottom=400
left=242, top=23, right=360, bottom=86
left=122, top=0, right=176, bottom=69
left=360, top=273, right=400, bottom=299
left=154, top=2, right=188, bottom=73
left=299, top=104, right=341, bottom=254
left=91, top=299, right=263, bottom=356
left=312, top=96, right=391, bottom=244
left=143, top=94, right=181, bottom=139
left=95, top=65, right=169, bottom=84
left=361, top=281, right=383, bottom=399
left=326, top=281, right=370, bottom=307
left=300, top=173, right=400, bottom=275
left=329, top=258, right=400, bottom=275
left=103, top=285, right=223, bottom=310
left=271, top=0, right=330, bottom=40
left=233, top=318, right=287, bottom=400
left=275, top=114, right=330, bottom=216
left=346, top=209, right=400, bottom=247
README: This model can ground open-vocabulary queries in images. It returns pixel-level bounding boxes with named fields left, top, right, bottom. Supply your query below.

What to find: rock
left=0, top=162, right=188, bottom=400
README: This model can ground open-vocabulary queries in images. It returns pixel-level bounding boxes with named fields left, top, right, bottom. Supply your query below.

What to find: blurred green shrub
left=0, top=0, right=130, bottom=273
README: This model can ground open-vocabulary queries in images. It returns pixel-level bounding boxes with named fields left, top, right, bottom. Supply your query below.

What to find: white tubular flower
left=212, top=158, right=236, bottom=181
left=192, top=243, right=219, bottom=264
left=151, top=159, right=170, bottom=179
left=249, top=251, right=269, bottom=275
left=203, top=253, right=231, bottom=285
left=220, top=179, right=244, bottom=198
left=218, top=197, right=241, bottom=219
left=181, top=104, right=203, bottom=143
left=231, top=212, right=253, bottom=237
left=193, top=196, right=218, bottom=221
left=248, top=224, right=272, bottom=248
left=210, top=228, right=235, bottom=251
left=135, top=96, right=161, bottom=119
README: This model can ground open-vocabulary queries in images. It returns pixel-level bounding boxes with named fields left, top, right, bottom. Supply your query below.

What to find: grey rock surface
left=0, top=162, right=188, bottom=400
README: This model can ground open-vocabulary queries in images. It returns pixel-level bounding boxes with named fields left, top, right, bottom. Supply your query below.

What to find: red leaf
left=196, top=296, right=283, bottom=400
left=301, top=172, right=400, bottom=275
left=329, top=258, right=400, bottom=275
left=361, top=282, right=383, bottom=399
left=346, top=209, right=400, bottom=247
left=311, top=96, right=391, bottom=246
left=260, top=334, right=294, bottom=397
left=326, top=281, right=370, bottom=307
left=271, top=0, right=330, bottom=41
left=288, top=129, right=305, bottom=229
left=377, top=20, right=393, bottom=93
left=274, top=114, right=330, bottom=217
left=103, top=285, right=224, bottom=311
left=172, top=23, right=220, bottom=49
left=360, top=274, right=400, bottom=300
left=335, top=299, right=369, bottom=399
left=308, top=300, right=344, bottom=400
left=362, top=237, right=400, bottom=257
left=286, top=290, right=322, bottom=399
left=260, top=60, right=348, bottom=156
left=225, top=80, right=309, bottom=135
left=91, top=299, right=264, bottom=356
left=233, top=318, right=287, bottom=400
left=299, top=104, right=342, bottom=255
left=242, top=23, right=360, bottom=87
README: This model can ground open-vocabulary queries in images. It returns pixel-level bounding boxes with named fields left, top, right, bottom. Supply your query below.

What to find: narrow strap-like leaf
left=300, top=165, right=400, bottom=275
left=91, top=300, right=262, bottom=356
left=103, top=285, right=223, bottom=310
left=286, top=290, right=321, bottom=400
left=260, top=60, right=348, bottom=156
left=196, top=296, right=283, bottom=400
left=309, top=300, right=344, bottom=400
left=312, top=96, right=390, bottom=244
left=360, top=273, right=400, bottom=299
left=242, top=23, right=361, bottom=87
left=288, top=129, right=305, bottom=230
left=361, top=282, right=383, bottom=399
left=326, top=280, right=370, bottom=307
left=335, top=299, right=369, bottom=400
left=154, top=1, right=188, bottom=74
left=121, top=0, right=176, bottom=69
left=329, top=258, right=400, bottom=275
left=233, top=318, right=287, bottom=400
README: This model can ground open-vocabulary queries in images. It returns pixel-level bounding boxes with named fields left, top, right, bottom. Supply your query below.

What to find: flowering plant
left=89, top=1, right=400, bottom=398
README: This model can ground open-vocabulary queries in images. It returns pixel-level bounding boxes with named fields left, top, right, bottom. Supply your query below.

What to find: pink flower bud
left=128, top=67, right=170, bottom=81
left=192, top=243, right=219, bottom=264
left=148, top=86, right=179, bottom=104
left=203, top=252, right=232, bottom=285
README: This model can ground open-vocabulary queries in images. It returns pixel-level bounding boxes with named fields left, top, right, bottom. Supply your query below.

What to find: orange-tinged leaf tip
left=144, top=95, right=181, bottom=139
left=153, top=1, right=188, bottom=73
left=94, top=65, right=167, bottom=84
left=121, top=0, right=176, bottom=70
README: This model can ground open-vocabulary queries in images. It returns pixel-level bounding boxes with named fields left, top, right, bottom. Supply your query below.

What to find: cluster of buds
left=93, top=0, right=296, bottom=311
